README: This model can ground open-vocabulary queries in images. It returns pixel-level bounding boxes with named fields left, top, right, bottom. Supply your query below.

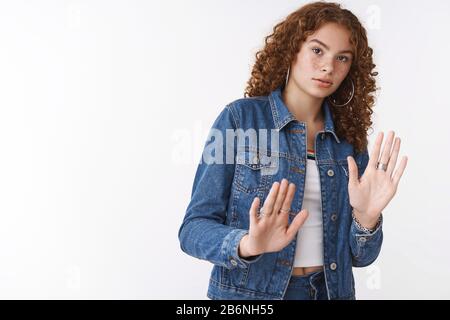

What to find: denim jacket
left=178, top=86, right=383, bottom=300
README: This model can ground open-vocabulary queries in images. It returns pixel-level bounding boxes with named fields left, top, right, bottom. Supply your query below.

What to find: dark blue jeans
left=283, top=271, right=328, bottom=300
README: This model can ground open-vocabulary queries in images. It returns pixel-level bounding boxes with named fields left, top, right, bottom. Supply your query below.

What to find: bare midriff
left=292, top=266, right=324, bottom=276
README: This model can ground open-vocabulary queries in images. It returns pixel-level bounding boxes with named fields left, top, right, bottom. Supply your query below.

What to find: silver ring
left=376, top=162, right=387, bottom=171
left=258, top=208, right=265, bottom=218
left=279, top=208, right=290, bottom=214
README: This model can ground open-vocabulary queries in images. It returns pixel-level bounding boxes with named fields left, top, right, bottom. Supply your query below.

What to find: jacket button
left=331, top=214, right=337, bottom=221
left=230, top=259, right=238, bottom=267
left=327, top=169, right=334, bottom=177
left=330, top=262, right=337, bottom=271
left=253, top=155, right=259, bottom=164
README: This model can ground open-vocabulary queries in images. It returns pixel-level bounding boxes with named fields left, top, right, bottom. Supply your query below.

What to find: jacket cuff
left=221, top=229, right=263, bottom=269
left=351, top=214, right=383, bottom=241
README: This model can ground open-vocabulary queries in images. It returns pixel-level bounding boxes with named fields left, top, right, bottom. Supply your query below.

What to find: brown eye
left=312, top=48, right=322, bottom=55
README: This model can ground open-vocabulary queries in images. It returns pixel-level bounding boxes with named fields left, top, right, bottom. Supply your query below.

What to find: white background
left=0, top=0, right=449, bottom=299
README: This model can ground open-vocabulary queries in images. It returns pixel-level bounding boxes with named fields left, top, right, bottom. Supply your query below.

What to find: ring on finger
left=279, top=208, right=290, bottom=214
left=376, top=162, right=388, bottom=171
left=258, top=208, right=269, bottom=218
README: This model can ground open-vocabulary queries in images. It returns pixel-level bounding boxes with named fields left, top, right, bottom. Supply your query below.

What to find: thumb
left=286, top=209, right=309, bottom=239
left=347, top=156, right=359, bottom=186
left=249, top=197, right=260, bottom=227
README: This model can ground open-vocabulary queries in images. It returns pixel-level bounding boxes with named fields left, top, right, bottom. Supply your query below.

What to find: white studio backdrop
left=0, top=0, right=448, bottom=299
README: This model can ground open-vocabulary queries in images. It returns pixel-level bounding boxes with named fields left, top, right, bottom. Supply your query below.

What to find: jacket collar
left=268, top=86, right=340, bottom=143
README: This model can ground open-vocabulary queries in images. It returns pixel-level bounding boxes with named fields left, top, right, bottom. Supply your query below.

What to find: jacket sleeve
left=178, top=104, right=263, bottom=270
left=350, top=147, right=384, bottom=267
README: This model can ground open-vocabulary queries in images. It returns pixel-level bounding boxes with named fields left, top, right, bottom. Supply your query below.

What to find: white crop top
left=293, top=157, right=324, bottom=267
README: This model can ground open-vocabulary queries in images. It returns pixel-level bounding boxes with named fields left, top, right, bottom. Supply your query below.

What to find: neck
left=281, top=82, right=324, bottom=124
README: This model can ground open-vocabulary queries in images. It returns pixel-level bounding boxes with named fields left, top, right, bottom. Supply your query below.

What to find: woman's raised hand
left=347, top=131, right=408, bottom=229
left=239, top=179, right=309, bottom=257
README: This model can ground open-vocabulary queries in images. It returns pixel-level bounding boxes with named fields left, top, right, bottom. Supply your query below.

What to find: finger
left=249, top=197, right=260, bottom=226
left=279, top=182, right=296, bottom=216
left=368, top=132, right=384, bottom=169
left=262, top=181, right=280, bottom=217
left=286, top=209, right=309, bottom=240
left=272, top=179, right=289, bottom=216
left=392, top=156, right=408, bottom=187
left=386, top=137, right=400, bottom=177
left=379, top=130, right=395, bottom=168
left=347, top=156, right=359, bottom=186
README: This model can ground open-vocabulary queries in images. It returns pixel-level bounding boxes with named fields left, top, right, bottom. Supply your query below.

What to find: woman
left=178, top=1, right=408, bottom=300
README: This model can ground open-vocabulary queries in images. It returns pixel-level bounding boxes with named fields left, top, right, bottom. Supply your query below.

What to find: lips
left=313, top=78, right=333, bottom=84
left=312, top=78, right=333, bottom=89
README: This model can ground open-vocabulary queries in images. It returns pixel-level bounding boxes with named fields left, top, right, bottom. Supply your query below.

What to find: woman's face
left=289, top=22, right=354, bottom=99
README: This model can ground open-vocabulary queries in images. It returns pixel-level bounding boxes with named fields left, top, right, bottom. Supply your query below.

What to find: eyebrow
left=308, top=39, right=354, bottom=55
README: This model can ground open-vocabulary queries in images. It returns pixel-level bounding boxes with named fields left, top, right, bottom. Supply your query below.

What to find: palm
left=244, top=179, right=309, bottom=256
left=250, top=214, right=292, bottom=252
left=349, top=166, right=397, bottom=219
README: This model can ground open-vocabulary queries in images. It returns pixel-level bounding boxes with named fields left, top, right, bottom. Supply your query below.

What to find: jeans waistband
left=287, top=270, right=325, bottom=288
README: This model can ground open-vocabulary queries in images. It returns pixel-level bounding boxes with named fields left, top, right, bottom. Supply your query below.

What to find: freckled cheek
left=309, top=56, right=321, bottom=71
left=293, top=55, right=314, bottom=78
left=334, top=66, right=350, bottom=82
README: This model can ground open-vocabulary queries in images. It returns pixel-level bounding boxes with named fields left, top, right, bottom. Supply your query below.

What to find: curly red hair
left=245, top=1, right=379, bottom=154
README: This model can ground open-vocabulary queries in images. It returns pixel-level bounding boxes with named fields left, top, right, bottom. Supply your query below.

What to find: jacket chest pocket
left=233, top=150, right=278, bottom=194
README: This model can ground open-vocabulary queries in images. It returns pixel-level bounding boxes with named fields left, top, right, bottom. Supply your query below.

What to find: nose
left=320, top=57, right=334, bottom=74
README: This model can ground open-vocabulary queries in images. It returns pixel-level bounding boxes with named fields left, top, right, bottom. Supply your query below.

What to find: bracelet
left=351, top=209, right=382, bottom=233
